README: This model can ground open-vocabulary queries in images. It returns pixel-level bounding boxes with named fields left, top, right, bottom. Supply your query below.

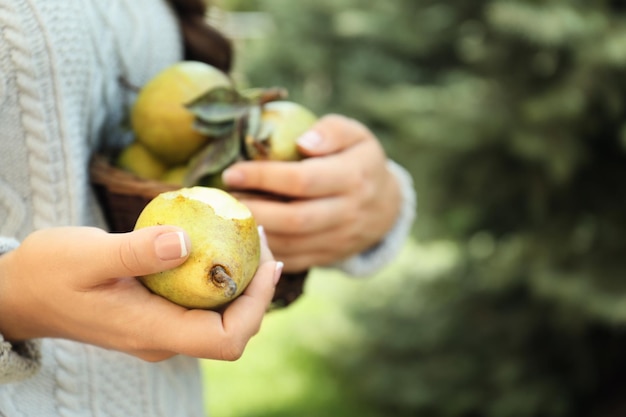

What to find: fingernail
left=155, top=231, right=190, bottom=261
left=258, top=225, right=268, bottom=246
left=297, top=130, right=323, bottom=151
left=274, top=261, right=284, bottom=285
left=222, top=168, right=245, bottom=186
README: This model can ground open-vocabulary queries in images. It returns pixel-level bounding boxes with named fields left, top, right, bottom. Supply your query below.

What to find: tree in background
left=221, top=0, right=626, bottom=416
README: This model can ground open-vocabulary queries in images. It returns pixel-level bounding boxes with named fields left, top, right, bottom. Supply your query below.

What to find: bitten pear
left=134, top=186, right=260, bottom=310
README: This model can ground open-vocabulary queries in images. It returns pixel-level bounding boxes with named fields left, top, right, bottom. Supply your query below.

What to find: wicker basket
left=89, top=154, right=306, bottom=307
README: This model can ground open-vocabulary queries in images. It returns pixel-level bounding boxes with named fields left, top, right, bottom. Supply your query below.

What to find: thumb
left=296, top=114, right=370, bottom=157
left=89, top=226, right=191, bottom=280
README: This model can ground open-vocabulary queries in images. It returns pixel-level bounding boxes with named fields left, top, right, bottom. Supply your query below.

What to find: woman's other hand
left=222, top=114, right=402, bottom=273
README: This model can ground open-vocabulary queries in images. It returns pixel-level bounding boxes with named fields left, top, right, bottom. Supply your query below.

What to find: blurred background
left=201, top=1, right=626, bottom=416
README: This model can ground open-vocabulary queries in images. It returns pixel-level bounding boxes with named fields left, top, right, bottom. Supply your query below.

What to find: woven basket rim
left=90, top=154, right=179, bottom=199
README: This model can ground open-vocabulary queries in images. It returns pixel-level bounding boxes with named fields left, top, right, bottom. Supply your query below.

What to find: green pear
left=245, top=100, right=318, bottom=161
left=131, top=61, right=233, bottom=165
left=160, top=165, right=189, bottom=186
left=117, top=142, right=168, bottom=180
left=134, top=186, right=260, bottom=310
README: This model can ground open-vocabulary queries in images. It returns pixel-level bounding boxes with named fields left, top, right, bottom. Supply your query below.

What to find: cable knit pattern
left=0, top=1, right=208, bottom=416
left=54, top=340, right=85, bottom=417
left=0, top=336, right=40, bottom=385
left=0, top=182, right=26, bottom=237
left=8, top=0, right=66, bottom=230
left=0, top=0, right=416, bottom=415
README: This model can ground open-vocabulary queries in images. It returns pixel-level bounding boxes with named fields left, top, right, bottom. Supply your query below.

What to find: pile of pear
left=118, top=61, right=318, bottom=310
left=118, top=60, right=318, bottom=189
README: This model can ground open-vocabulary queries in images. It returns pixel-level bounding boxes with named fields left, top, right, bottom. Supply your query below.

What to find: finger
left=257, top=225, right=276, bottom=263
left=221, top=115, right=379, bottom=198
left=63, top=226, right=192, bottom=285
left=263, top=238, right=348, bottom=272
left=156, top=259, right=280, bottom=360
left=242, top=196, right=347, bottom=234
left=138, top=229, right=279, bottom=359
left=264, top=229, right=362, bottom=267
left=274, top=252, right=332, bottom=273
left=222, top=154, right=364, bottom=198
left=296, top=114, right=372, bottom=157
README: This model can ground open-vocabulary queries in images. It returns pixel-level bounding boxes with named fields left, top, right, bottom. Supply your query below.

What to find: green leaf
left=184, top=124, right=243, bottom=186
left=192, top=118, right=238, bottom=138
left=186, top=86, right=251, bottom=125
left=242, top=105, right=276, bottom=160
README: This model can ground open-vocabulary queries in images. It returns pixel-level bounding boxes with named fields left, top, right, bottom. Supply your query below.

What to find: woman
left=0, top=0, right=415, bottom=415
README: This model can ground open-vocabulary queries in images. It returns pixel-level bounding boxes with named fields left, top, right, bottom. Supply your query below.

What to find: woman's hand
left=222, top=114, right=402, bottom=273
left=0, top=225, right=281, bottom=362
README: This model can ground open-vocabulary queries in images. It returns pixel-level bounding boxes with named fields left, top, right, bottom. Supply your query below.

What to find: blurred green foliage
left=215, top=0, right=626, bottom=416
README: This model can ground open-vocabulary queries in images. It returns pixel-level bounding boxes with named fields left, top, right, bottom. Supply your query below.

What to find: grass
left=201, top=240, right=457, bottom=417
left=200, top=267, right=380, bottom=417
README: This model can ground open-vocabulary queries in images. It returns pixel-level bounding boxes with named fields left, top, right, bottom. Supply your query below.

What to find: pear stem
left=258, top=87, right=288, bottom=104
left=210, top=265, right=237, bottom=298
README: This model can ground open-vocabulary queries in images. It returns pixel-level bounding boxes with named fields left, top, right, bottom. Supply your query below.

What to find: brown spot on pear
left=134, top=186, right=260, bottom=310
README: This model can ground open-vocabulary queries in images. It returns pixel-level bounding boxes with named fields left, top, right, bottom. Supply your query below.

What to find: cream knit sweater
left=0, top=0, right=416, bottom=416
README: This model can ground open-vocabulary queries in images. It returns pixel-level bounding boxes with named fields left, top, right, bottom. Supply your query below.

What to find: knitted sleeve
left=332, top=160, right=416, bottom=276
left=0, top=238, right=42, bottom=384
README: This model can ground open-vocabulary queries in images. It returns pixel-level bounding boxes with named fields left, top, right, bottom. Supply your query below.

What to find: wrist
left=381, top=161, right=405, bottom=236
left=0, top=246, right=32, bottom=342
